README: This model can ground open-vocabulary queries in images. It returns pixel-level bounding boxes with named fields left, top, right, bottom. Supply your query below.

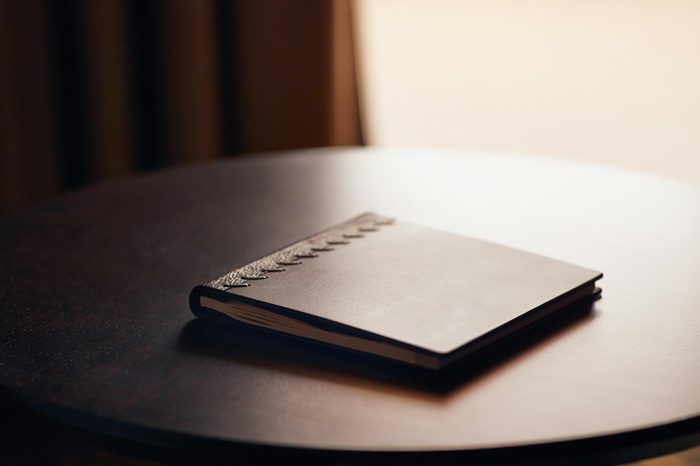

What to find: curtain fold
left=159, top=0, right=222, bottom=164
left=0, top=0, right=361, bottom=215
left=0, top=1, right=59, bottom=212
left=82, top=0, right=135, bottom=179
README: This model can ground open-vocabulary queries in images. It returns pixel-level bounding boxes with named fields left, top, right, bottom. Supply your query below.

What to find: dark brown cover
left=190, top=213, right=602, bottom=367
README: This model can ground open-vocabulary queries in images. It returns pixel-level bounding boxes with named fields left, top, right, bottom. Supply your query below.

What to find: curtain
left=0, top=0, right=361, bottom=214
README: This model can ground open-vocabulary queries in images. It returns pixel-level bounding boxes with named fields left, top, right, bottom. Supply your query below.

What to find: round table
left=1, top=148, right=699, bottom=465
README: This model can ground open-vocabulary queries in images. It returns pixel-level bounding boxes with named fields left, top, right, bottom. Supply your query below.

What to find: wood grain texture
left=0, top=148, right=698, bottom=464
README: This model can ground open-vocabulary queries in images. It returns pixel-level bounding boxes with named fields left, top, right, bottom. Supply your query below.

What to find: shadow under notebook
left=177, top=298, right=598, bottom=396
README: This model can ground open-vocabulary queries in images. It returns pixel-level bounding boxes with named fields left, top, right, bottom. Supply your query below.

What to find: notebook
left=189, top=213, right=602, bottom=370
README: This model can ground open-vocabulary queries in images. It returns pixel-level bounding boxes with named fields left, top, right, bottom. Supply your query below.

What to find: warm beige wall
left=355, top=0, right=700, bottom=184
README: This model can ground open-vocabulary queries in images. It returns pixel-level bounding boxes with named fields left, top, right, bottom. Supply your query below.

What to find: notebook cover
left=191, top=213, right=602, bottom=355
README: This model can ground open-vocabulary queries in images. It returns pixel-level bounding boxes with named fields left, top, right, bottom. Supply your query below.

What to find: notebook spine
left=202, top=212, right=395, bottom=292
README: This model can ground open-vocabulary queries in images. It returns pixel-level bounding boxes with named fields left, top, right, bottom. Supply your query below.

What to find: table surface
left=1, top=147, right=699, bottom=464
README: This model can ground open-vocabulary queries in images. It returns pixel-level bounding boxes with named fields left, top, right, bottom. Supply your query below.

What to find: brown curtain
left=0, top=0, right=361, bottom=214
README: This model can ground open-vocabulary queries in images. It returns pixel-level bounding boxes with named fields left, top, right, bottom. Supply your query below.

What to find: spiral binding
left=204, top=213, right=395, bottom=292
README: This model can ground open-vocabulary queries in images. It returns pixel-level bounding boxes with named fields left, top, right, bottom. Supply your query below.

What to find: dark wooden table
left=1, top=148, right=699, bottom=465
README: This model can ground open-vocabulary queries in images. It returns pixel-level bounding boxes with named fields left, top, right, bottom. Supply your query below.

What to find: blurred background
left=0, top=0, right=361, bottom=214
left=2, top=0, right=699, bottom=216
left=355, top=0, right=700, bottom=185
